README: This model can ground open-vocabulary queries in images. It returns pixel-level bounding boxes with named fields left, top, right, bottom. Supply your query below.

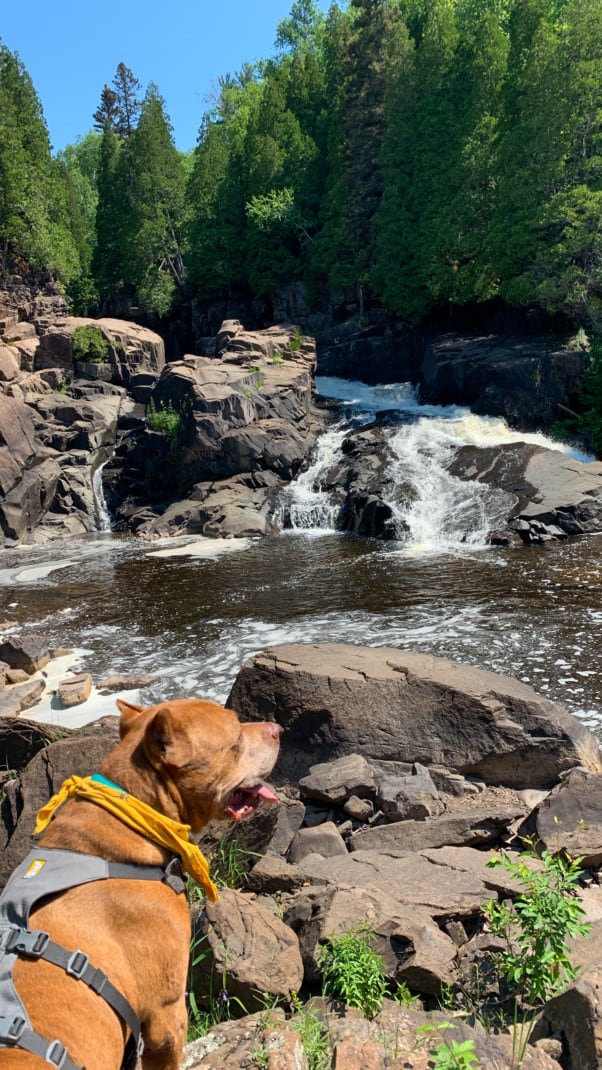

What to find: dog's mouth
left=224, top=783, right=279, bottom=821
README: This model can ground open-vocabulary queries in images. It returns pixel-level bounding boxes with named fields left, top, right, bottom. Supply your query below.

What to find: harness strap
left=5, top=929, right=143, bottom=1069
left=0, top=1015, right=81, bottom=1070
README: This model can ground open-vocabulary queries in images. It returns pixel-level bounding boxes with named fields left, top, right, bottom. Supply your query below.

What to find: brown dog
left=3, top=697, right=280, bottom=1070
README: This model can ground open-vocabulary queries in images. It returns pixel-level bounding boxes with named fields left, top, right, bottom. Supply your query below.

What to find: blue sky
left=2, top=1, right=333, bottom=155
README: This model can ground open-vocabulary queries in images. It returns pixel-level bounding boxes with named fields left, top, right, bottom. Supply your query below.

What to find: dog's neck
left=39, top=744, right=191, bottom=867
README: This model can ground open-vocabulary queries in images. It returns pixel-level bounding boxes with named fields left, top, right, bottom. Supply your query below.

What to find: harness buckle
left=66, top=950, right=89, bottom=980
left=6, top=928, right=50, bottom=957
left=0, top=1015, right=26, bottom=1043
left=46, top=1039, right=68, bottom=1069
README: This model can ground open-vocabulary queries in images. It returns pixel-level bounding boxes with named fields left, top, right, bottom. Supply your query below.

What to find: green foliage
left=209, top=834, right=261, bottom=889
left=290, top=993, right=331, bottom=1070
left=431, top=1037, right=480, bottom=1070
left=485, top=842, right=591, bottom=1005
left=0, top=42, right=79, bottom=282
left=146, top=398, right=182, bottom=438
left=317, top=921, right=388, bottom=1020
left=71, top=324, right=110, bottom=363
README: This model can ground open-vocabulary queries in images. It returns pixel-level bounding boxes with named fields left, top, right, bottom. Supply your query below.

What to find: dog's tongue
left=254, top=785, right=279, bottom=804
left=224, top=784, right=279, bottom=820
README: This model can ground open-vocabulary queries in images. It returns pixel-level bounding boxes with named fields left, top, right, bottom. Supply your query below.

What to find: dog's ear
left=116, top=699, right=145, bottom=739
left=144, top=707, right=193, bottom=770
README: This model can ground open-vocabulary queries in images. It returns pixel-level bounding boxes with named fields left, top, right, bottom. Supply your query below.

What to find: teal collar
left=91, top=773, right=125, bottom=793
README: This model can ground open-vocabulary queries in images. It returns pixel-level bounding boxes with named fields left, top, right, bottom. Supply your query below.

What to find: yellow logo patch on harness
left=23, top=859, right=46, bottom=879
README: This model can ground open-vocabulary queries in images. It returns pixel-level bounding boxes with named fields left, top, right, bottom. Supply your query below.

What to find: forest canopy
left=0, top=0, right=601, bottom=328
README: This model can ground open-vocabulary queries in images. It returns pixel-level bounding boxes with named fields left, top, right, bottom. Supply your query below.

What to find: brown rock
left=97, top=673, right=159, bottom=692
left=0, top=636, right=51, bottom=674
left=247, top=855, right=306, bottom=894
left=228, top=643, right=602, bottom=787
left=519, top=770, right=602, bottom=866
left=58, top=672, right=93, bottom=708
left=285, top=883, right=457, bottom=996
left=192, top=887, right=303, bottom=1012
left=0, top=717, right=69, bottom=772
left=351, top=806, right=522, bottom=853
left=543, top=972, right=602, bottom=1070
left=288, top=822, right=348, bottom=863
left=10, top=676, right=46, bottom=712
left=0, top=344, right=20, bottom=381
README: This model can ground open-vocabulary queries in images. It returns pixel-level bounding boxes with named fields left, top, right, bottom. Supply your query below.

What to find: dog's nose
left=263, top=721, right=282, bottom=741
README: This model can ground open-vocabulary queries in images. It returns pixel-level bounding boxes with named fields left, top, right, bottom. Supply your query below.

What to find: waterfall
left=278, top=377, right=589, bottom=552
left=276, top=426, right=347, bottom=532
left=92, top=461, right=112, bottom=532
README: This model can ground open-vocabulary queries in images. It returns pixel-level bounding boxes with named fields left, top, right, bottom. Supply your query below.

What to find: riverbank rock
left=192, top=887, right=304, bottom=1012
left=227, top=644, right=602, bottom=786
left=518, top=769, right=602, bottom=866
left=448, top=442, right=602, bottom=544
left=420, top=332, right=587, bottom=431
left=0, top=718, right=119, bottom=887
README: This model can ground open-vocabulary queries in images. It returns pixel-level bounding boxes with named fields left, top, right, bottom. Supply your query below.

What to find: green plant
left=395, top=980, right=419, bottom=1007
left=290, top=994, right=331, bottom=1070
left=317, top=921, right=388, bottom=1020
left=186, top=929, right=249, bottom=1040
left=485, top=842, right=590, bottom=1005
left=146, top=398, right=182, bottom=439
left=72, top=324, right=110, bottom=364
left=270, top=347, right=284, bottom=365
left=209, top=834, right=261, bottom=890
left=289, top=328, right=305, bottom=353
left=431, top=1037, right=479, bottom=1070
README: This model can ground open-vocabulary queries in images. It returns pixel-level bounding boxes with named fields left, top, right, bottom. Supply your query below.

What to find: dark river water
left=1, top=378, right=601, bottom=737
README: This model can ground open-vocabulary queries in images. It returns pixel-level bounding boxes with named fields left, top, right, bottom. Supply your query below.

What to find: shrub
left=72, top=324, right=110, bottom=363
left=485, top=842, right=590, bottom=1005
left=146, top=398, right=182, bottom=439
left=316, top=921, right=388, bottom=1020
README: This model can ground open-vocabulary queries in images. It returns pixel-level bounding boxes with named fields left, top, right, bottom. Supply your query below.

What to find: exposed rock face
left=0, top=719, right=120, bottom=887
left=420, top=332, right=587, bottom=430
left=448, top=441, right=602, bottom=544
left=316, top=321, right=424, bottom=384
left=0, top=388, right=123, bottom=545
left=34, top=316, right=165, bottom=397
left=192, top=888, right=304, bottom=1011
left=227, top=643, right=602, bottom=786
left=518, top=769, right=602, bottom=867
left=113, top=321, right=322, bottom=539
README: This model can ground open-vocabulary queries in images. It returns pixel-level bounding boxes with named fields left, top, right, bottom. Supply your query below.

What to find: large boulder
left=0, top=718, right=120, bottom=888
left=227, top=644, right=602, bottom=787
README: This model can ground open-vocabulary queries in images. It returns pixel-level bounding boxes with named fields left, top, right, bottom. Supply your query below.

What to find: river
left=1, top=378, right=601, bottom=736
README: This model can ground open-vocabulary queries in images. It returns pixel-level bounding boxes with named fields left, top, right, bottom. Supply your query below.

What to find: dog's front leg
left=141, top=1000, right=188, bottom=1070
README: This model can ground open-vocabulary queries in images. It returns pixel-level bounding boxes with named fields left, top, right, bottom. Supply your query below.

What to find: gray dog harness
left=0, top=846, right=185, bottom=1070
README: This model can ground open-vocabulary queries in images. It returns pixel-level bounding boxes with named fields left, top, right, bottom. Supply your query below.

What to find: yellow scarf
left=35, top=774, right=218, bottom=902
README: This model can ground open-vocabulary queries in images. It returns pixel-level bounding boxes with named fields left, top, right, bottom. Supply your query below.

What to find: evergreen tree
left=112, top=62, right=142, bottom=138
left=57, top=132, right=101, bottom=312
left=0, top=41, right=78, bottom=281
left=93, top=85, right=119, bottom=132
left=122, top=85, right=187, bottom=315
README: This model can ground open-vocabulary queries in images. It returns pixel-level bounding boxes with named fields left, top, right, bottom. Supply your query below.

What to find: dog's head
left=108, top=698, right=280, bottom=831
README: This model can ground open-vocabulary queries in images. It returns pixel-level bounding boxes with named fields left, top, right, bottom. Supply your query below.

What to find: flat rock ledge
left=227, top=643, right=602, bottom=786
